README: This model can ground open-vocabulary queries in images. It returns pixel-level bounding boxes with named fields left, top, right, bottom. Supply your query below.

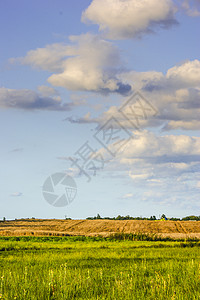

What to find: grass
left=0, top=237, right=200, bottom=299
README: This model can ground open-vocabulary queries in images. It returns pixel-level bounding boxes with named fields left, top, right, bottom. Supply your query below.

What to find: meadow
left=0, top=236, right=200, bottom=299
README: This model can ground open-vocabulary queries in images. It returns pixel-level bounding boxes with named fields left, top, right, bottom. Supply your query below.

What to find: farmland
left=1, top=220, right=200, bottom=299
left=1, top=219, right=200, bottom=239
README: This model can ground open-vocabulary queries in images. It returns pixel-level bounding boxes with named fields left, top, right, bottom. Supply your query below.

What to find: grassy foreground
left=0, top=237, right=200, bottom=299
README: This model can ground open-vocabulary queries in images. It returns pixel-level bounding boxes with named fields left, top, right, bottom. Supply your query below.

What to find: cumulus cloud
left=37, top=85, right=59, bottom=98
left=139, top=60, right=200, bottom=130
left=164, top=120, right=200, bottom=130
left=10, top=43, right=71, bottom=72
left=95, top=131, right=200, bottom=198
left=68, top=88, right=200, bottom=131
left=0, top=87, right=73, bottom=111
left=67, top=90, right=159, bottom=129
left=101, top=130, right=200, bottom=161
left=48, top=34, right=132, bottom=94
left=12, top=34, right=131, bottom=95
left=84, top=130, right=199, bottom=209
left=166, top=60, right=200, bottom=88
left=124, top=60, right=200, bottom=91
left=182, top=0, right=200, bottom=16
left=133, top=131, right=199, bottom=157
left=77, top=60, right=200, bottom=131
left=82, top=0, right=178, bottom=39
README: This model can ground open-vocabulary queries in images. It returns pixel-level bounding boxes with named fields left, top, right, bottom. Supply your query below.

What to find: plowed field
left=1, top=219, right=200, bottom=239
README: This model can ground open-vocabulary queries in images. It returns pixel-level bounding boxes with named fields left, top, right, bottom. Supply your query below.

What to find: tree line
left=86, top=214, right=200, bottom=221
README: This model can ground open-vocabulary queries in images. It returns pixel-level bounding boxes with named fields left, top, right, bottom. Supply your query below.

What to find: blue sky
left=0, top=0, right=200, bottom=220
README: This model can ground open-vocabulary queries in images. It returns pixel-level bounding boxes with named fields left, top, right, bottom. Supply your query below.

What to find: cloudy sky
left=1, top=0, right=200, bottom=220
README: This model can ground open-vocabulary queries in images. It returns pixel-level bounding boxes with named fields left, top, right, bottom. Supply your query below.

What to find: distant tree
left=161, top=214, right=167, bottom=220
left=169, top=217, right=180, bottom=221
left=182, top=215, right=200, bottom=221
left=3, top=217, right=6, bottom=222
left=86, top=214, right=200, bottom=221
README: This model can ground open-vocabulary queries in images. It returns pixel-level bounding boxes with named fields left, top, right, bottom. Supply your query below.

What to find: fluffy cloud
left=123, top=131, right=200, bottom=158
left=164, top=120, right=200, bottom=130
left=37, top=86, right=59, bottom=98
left=13, top=34, right=131, bottom=95
left=182, top=0, right=200, bottom=16
left=82, top=0, right=177, bottom=39
left=0, top=87, right=73, bottom=111
left=95, top=131, right=200, bottom=205
left=11, top=43, right=71, bottom=73
left=141, top=60, right=200, bottom=130
left=68, top=88, right=200, bottom=131
left=166, top=60, right=200, bottom=87
left=123, top=60, right=200, bottom=91
left=72, top=60, right=200, bottom=131
left=81, top=130, right=199, bottom=208
left=100, top=130, right=200, bottom=161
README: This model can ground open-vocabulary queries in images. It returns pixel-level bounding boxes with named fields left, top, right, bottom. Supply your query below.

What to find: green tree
left=161, top=214, right=167, bottom=220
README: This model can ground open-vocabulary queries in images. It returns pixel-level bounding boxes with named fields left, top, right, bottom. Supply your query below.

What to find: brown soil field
left=1, top=219, right=200, bottom=239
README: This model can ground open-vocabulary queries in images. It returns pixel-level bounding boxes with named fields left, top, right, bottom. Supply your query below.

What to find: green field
left=0, top=237, right=200, bottom=299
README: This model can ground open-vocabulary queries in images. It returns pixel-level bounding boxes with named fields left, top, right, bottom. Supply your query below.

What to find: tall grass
left=0, top=238, right=200, bottom=299
left=0, top=233, right=200, bottom=243
left=107, top=232, right=200, bottom=242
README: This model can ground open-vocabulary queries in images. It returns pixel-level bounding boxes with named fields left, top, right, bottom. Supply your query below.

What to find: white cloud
left=166, top=60, right=200, bottom=87
left=48, top=34, right=131, bottom=94
left=10, top=43, right=72, bottom=72
left=129, top=172, right=152, bottom=180
left=119, top=70, right=164, bottom=90
left=68, top=87, right=200, bottom=132
left=0, top=87, right=73, bottom=111
left=112, top=130, right=200, bottom=158
left=37, top=86, right=59, bottom=97
left=122, top=60, right=200, bottom=91
left=13, top=34, right=131, bottom=95
left=82, top=0, right=177, bottom=39
left=147, top=179, right=162, bottom=183
left=78, top=60, right=200, bottom=131
left=93, top=130, right=200, bottom=209
left=122, top=193, right=133, bottom=198
left=182, top=0, right=200, bottom=16
left=88, top=130, right=200, bottom=209
left=197, top=181, right=200, bottom=188
left=164, top=120, right=200, bottom=130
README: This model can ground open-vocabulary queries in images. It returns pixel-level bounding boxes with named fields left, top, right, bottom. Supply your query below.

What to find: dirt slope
left=1, top=219, right=200, bottom=239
